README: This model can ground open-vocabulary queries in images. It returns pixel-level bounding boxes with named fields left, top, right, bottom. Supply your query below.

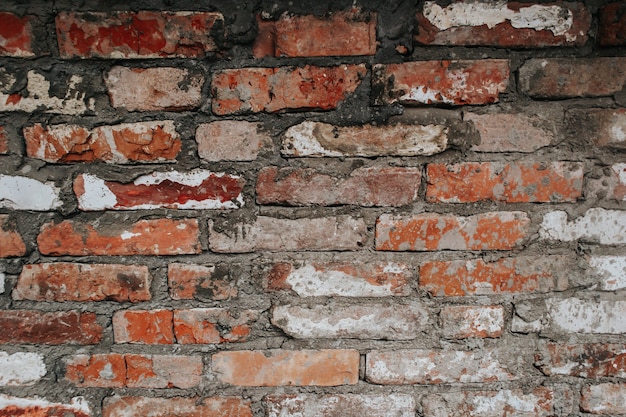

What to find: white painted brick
left=589, top=256, right=626, bottom=290
left=0, top=352, right=46, bottom=386
left=540, top=208, right=626, bottom=245
left=0, top=175, right=62, bottom=211
left=266, top=393, right=416, bottom=417
left=581, top=383, right=626, bottom=415
left=0, top=394, right=89, bottom=415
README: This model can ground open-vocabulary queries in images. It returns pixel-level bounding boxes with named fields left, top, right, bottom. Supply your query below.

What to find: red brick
left=24, top=121, right=181, bottom=164
left=0, top=395, right=90, bottom=417
left=64, top=354, right=126, bottom=388
left=74, top=171, right=245, bottom=211
left=103, top=396, right=252, bottom=417
left=0, top=310, right=102, bottom=345
left=520, top=57, right=626, bottom=98
left=0, top=215, right=26, bottom=258
left=211, top=64, right=366, bottom=115
left=419, top=256, right=569, bottom=296
left=173, top=309, right=258, bottom=344
left=212, top=349, right=359, bottom=386
left=426, top=162, right=583, bottom=203
left=422, top=388, right=556, bottom=417
left=265, top=261, right=411, bottom=297
left=56, top=11, right=223, bottom=58
left=37, top=218, right=200, bottom=256
left=113, top=310, right=174, bottom=344
left=196, top=121, right=272, bottom=162
left=366, top=349, right=515, bottom=384
left=581, top=383, right=626, bottom=415
left=13, top=263, right=151, bottom=302
left=0, top=13, right=38, bottom=57
left=105, top=67, right=203, bottom=111
left=209, top=215, right=367, bottom=253
left=168, top=263, right=238, bottom=301
left=0, top=126, right=7, bottom=154
left=536, top=343, right=626, bottom=378
left=599, top=2, right=626, bottom=46
left=124, top=354, right=202, bottom=389
left=415, top=1, right=590, bottom=47
left=440, top=305, right=504, bottom=339
left=257, top=166, right=421, bottom=207
left=265, top=394, right=416, bottom=417
left=376, top=211, right=530, bottom=251
left=254, top=10, right=376, bottom=58
left=567, top=108, right=626, bottom=149
left=373, top=60, right=509, bottom=106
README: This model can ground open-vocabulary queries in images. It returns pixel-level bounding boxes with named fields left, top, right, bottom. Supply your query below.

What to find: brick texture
left=0, top=215, right=26, bottom=257
left=0, top=13, right=38, bottom=57
left=103, top=396, right=252, bottom=417
left=599, top=2, right=626, bottom=46
left=0, top=311, right=102, bottom=345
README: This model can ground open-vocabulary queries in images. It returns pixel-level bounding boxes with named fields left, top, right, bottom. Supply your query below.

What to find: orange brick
left=113, top=310, right=174, bottom=344
left=0, top=311, right=102, bottom=345
left=0, top=215, right=26, bottom=257
left=0, top=126, right=7, bottom=154
left=168, top=263, right=238, bottom=301
left=173, top=309, right=258, bottom=344
left=64, top=354, right=126, bottom=388
left=125, top=354, right=202, bottom=389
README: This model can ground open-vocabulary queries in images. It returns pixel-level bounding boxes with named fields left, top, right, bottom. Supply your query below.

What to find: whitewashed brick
left=540, top=208, right=626, bottom=245
left=0, top=175, right=61, bottom=211
left=196, top=121, right=272, bottom=161
left=441, top=305, right=504, bottom=339
left=0, top=395, right=89, bottom=415
left=581, top=383, right=626, bottom=415
left=0, top=352, right=46, bottom=386
left=266, top=394, right=416, bottom=417
left=589, top=256, right=626, bottom=290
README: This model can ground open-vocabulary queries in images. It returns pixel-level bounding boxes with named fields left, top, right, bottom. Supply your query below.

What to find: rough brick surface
left=0, top=13, right=38, bottom=57
left=440, top=305, right=504, bottom=339
left=168, top=263, right=238, bottom=300
left=0, top=352, right=46, bottom=386
left=580, top=383, right=626, bottom=415
left=373, top=60, right=509, bottom=105
left=24, top=121, right=181, bottom=164
left=0, top=126, right=7, bottom=154
left=0, top=175, right=62, bottom=211
left=0, top=311, right=102, bottom=345
left=196, top=121, right=272, bottom=162
left=366, top=349, right=514, bottom=384
left=173, top=308, right=258, bottom=344
left=211, top=64, right=366, bottom=114
left=265, top=394, right=416, bottom=417
left=75, top=171, right=245, bottom=210
left=520, top=58, right=626, bottom=98
left=376, top=211, right=530, bottom=251
left=540, top=208, right=626, bottom=245
left=587, top=163, right=626, bottom=201
left=419, top=256, right=569, bottom=296
left=536, top=343, right=626, bottom=378
left=0, top=215, right=26, bottom=257
left=0, top=395, right=90, bottom=417
left=257, top=166, right=421, bottom=206
left=103, top=396, right=252, bottom=417
left=113, top=310, right=174, bottom=344
left=13, top=263, right=152, bottom=302
left=567, top=108, right=626, bottom=149
left=38, top=218, right=201, bottom=256
left=265, top=261, right=411, bottom=297
left=415, top=1, right=590, bottom=47
left=212, top=350, right=359, bottom=386
left=56, top=11, right=223, bottom=58
left=426, top=162, right=583, bottom=203
left=209, top=215, right=367, bottom=252
left=64, top=353, right=126, bottom=388
left=588, top=256, right=626, bottom=291
left=254, top=11, right=376, bottom=57
left=599, top=2, right=626, bottom=46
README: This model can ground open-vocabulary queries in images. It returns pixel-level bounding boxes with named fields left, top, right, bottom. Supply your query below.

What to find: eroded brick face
left=0, top=13, right=37, bottom=57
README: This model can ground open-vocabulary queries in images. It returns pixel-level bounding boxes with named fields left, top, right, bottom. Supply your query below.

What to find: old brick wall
left=0, top=0, right=625, bottom=416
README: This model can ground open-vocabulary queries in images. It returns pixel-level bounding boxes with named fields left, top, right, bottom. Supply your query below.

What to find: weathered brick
left=0, top=395, right=90, bottom=417
left=536, top=343, right=626, bottom=378
left=0, top=175, right=62, bottom=211
left=0, top=215, right=26, bottom=257
left=209, top=215, right=367, bottom=253
left=168, top=263, right=238, bottom=301
left=56, top=11, right=223, bottom=58
left=587, top=163, right=626, bottom=201
left=0, top=310, right=102, bottom=345
left=376, top=211, right=530, bottom=251
left=440, top=305, right=504, bottom=339
left=0, top=70, right=94, bottom=114
left=426, top=162, right=582, bottom=203
left=599, top=2, right=626, bottom=46
left=366, top=349, right=515, bottom=384
left=103, top=396, right=252, bottom=417
left=419, top=256, right=569, bottom=296
left=0, top=352, right=46, bottom=386
left=466, top=112, right=556, bottom=152
left=212, top=350, right=359, bottom=386
left=75, top=171, right=245, bottom=210
left=173, top=309, right=258, bottom=344
left=196, top=121, right=272, bottom=162
left=113, top=310, right=174, bottom=344
left=64, top=353, right=126, bottom=388
left=105, top=66, right=203, bottom=111
left=0, top=126, right=7, bottom=154
left=272, top=302, right=428, bottom=340
left=211, top=64, right=365, bottom=115
left=567, top=108, right=626, bottom=149
left=0, top=13, right=39, bottom=57
left=513, top=298, right=626, bottom=334
left=373, top=60, right=509, bottom=106
left=257, top=166, right=421, bottom=207
left=422, top=388, right=556, bottom=417
left=265, top=261, right=411, bottom=297
left=581, top=383, right=626, bottom=415
left=265, top=394, right=416, bottom=417
left=588, top=256, right=626, bottom=291
left=38, top=218, right=201, bottom=256
left=282, top=121, right=449, bottom=157
left=24, top=121, right=181, bottom=164
left=520, top=58, right=626, bottom=98
left=540, top=208, right=626, bottom=245
left=254, top=11, right=376, bottom=58
left=14, top=263, right=151, bottom=302
left=415, top=1, right=590, bottom=47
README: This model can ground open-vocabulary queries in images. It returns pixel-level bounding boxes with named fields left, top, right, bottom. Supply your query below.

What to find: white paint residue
left=99, top=126, right=129, bottom=163
left=539, top=208, right=626, bottom=245
left=472, top=390, right=536, bottom=414
left=589, top=256, right=626, bottom=291
left=0, top=272, right=4, bottom=294
left=614, top=163, right=626, bottom=187
left=282, top=121, right=343, bottom=157
left=134, top=169, right=232, bottom=187
left=0, top=394, right=90, bottom=414
left=0, top=352, right=46, bottom=386
left=0, top=175, right=62, bottom=211
left=120, top=231, right=141, bottom=240
left=399, top=87, right=455, bottom=104
left=547, top=298, right=626, bottom=334
left=423, top=1, right=574, bottom=36
left=77, top=174, right=118, bottom=211
left=611, top=124, right=626, bottom=143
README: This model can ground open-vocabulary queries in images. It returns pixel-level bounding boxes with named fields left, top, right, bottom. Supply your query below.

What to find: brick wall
left=0, top=0, right=625, bottom=416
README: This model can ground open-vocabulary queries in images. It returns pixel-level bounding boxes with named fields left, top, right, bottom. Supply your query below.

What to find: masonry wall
left=0, top=0, right=625, bottom=416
